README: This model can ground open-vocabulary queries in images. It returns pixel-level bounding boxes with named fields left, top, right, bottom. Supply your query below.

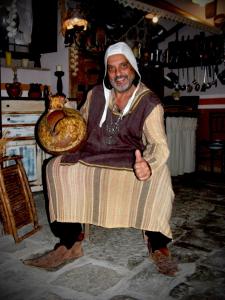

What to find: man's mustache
left=114, top=75, right=128, bottom=81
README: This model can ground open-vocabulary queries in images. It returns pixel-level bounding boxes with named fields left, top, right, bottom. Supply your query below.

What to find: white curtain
left=166, top=117, right=198, bottom=176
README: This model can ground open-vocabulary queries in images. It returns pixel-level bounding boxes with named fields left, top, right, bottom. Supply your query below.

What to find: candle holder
left=55, top=71, right=65, bottom=96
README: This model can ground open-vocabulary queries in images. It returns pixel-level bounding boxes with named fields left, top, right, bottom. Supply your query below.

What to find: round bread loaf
left=37, top=97, right=87, bottom=155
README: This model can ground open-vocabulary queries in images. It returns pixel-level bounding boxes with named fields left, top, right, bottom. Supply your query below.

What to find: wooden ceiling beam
left=141, top=0, right=216, bottom=29
left=155, top=23, right=185, bottom=43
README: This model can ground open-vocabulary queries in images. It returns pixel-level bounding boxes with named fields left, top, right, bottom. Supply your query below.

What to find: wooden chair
left=209, top=112, right=225, bottom=173
left=197, top=112, right=225, bottom=173
left=0, top=155, right=41, bottom=243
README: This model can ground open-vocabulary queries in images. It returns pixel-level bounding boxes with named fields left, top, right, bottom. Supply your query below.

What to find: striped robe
left=46, top=83, right=174, bottom=239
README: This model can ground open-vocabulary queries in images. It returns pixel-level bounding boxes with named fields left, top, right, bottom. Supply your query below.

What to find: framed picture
left=0, top=0, right=32, bottom=59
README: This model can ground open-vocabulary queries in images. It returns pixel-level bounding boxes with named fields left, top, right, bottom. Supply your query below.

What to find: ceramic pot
left=5, top=82, right=22, bottom=98
left=28, top=83, right=42, bottom=99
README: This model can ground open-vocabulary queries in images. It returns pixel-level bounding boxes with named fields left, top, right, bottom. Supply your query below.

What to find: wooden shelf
left=2, top=66, right=50, bottom=71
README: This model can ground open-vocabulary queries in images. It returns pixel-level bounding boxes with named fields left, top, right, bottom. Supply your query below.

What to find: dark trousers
left=50, top=221, right=171, bottom=250
left=145, top=231, right=172, bottom=252
left=50, top=221, right=83, bottom=249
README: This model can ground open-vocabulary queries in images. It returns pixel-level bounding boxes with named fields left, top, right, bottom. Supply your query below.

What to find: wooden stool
left=0, top=155, right=41, bottom=243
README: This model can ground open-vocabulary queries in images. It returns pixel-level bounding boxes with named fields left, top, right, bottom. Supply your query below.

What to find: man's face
left=107, top=54, right=135, bottom=93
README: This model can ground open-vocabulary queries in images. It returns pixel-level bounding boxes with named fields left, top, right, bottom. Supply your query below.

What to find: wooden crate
left=0, top=155, right=41, bottom=243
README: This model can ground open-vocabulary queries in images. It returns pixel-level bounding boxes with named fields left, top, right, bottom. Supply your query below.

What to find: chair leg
left=142, top=230, right=148, bottom=243
left=83, top=224, right=90, bottom=240
left=221, top=149, right=225, bottom=174
left=210, top=150, right=214, bottom=173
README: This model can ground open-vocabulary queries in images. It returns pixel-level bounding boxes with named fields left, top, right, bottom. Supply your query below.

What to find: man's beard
left=110, top=75, right=134, bottom=92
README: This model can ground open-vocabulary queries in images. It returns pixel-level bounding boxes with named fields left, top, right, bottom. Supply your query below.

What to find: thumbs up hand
left=134, top=150, right=152, bottom=181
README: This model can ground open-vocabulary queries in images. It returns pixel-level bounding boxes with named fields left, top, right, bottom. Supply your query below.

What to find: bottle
left=43, top=85, right=49, bottom=99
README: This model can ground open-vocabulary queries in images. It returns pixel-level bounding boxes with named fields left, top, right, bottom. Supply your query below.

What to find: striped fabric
left=46, top=157, right=174, bottom=239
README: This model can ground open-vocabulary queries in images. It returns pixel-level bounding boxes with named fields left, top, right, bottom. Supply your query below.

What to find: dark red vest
left=61, top=85, right=161, bottom=169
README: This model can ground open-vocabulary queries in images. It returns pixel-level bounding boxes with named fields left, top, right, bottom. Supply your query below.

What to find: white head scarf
left=99, top=41, right=141, bottom=127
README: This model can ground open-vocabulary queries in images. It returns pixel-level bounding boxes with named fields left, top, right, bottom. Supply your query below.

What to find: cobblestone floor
left=0, top=172, right=224, bottom=300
